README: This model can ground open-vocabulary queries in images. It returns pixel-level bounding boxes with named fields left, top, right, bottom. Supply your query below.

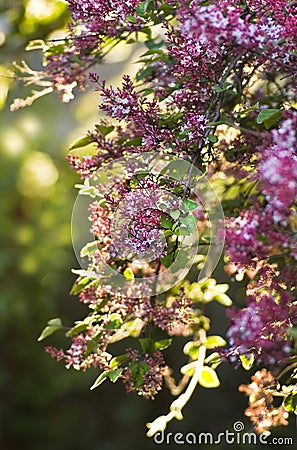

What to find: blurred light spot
left=25, top=0, right=66, bottom=22
left=16, top=226, right=35, bottom=245
left=105, top=41, right=133, bottom=63
left=18, top=115, right=41, bottom=137
left=20, top=254, right=38, bottom=274
left=0, top=32, right=5, bottom=46
left=2, top=127, right=26, bottom=156
left=18, top=151, right=59, bottom=196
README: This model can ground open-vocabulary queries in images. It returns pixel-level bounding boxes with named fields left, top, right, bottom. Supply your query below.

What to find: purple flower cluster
left=223, top=288, right=297, bottom=365
left=123, top=349, right=166, bottom=399
left=259, top=111, right=297, bottom=225
left=68, top=0, right=142, bottom=36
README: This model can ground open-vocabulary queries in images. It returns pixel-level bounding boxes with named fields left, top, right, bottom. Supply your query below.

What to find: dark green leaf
left=208, top=135, right=218, bottom=143
left=139, top=338, right=155, bottom=353
left=284, top=393, right=297, bottom=413
left=108, top=368, right=123, bottom=383
left=256, top=109, right=282, bottom=128
left=69, top=135, right=92, bottom=150
left=160, top=215, right=174, bottom=229
left=95, top=124, right=115, bottom=136
left=154, top=339, right=172, bottom=350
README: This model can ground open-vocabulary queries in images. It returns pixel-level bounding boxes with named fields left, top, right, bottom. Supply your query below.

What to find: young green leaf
left=38, top=322, right=62, bottom=341
left=205, top=335, right=226, bottom=349
left=95, top=124, right=115, bottom=136
left=69, top=135, right=92, bottom=150
left=199, top=366, right=220, bottom=388
left=239, top=354, right=255, bottom=370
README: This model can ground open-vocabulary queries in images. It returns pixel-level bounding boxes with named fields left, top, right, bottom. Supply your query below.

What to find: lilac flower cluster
left=224, top=208, right=289, bottom=268
left=122, top=349, right=166, bottom=399
left=259, top=111, right=297, bottom=225
left=223, top=288, right=297, bottom=365
left=239, top=368, right=289, bottom=435
left=68, top=0, right=142, bottom=36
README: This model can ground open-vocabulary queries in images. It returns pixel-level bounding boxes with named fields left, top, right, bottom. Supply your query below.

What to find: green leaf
left=139, top=88, right=155, bottom=96
left=199, top=366, right=220, bottom=388
left=161, top=253, right=175, bottom=268
left=171, top=249, right=189, bottom=273
left=95, top=124, right=115, bottom=136
left=145, top=39, right=164, bottom=50
left=154, top=339, right=172, bottom=350
left=183, top=198, right=199, bottom=211
left=110, top=353, right=129, bottom=369
left=123, top=267, right=134, bottom=281
left=174, top=226, right=190, bottom=236
left=130, top=361, right=150, bottom=388
left=47, top=318, right=62, bottom=327
left=204, top=352, right=222, bottom=369
left=104, top=313, right=123, bottom=330
left=214, top=293, right=232, bottom=306
left=25, top=39, right=47, bottom=51
left=90, top=371, right=110, bottom=390
left=38, top=322, right=62, bottom=341
left=169, top=209, right=180, bottom=220
left=70, top=276, right=94, bottom=295
left=125, top=137, right=142, bottom=147
left=180, top=361, right=196, bottom=376
left=80, top=241, right=99, bottom=258
left=139, top=338, right=155, bottom=353
left=69, top=135, right=92, bottom=150
left=160, top=215, right=173, bottom=229
left=284, top=393, right=297, bottom=413
left=239, top=354, right=255, bottom=370
left=136, top=66, right=155, bottom=82
left=180, top=214, right=197, bottom=232
left=208, top=135, right=218, bottom=144
left=256, top=109, right=282, bottom=129
left=136, top=1, right=150, bottom=15
left=205, top=335, right=226, bottom=349
left=126, top=15, right=137, bottom=22
left=108, top=368, right=123, bottom=383
left=183, top=341, right=200, bottom=360
left=66, top=321, right=89, bottom=337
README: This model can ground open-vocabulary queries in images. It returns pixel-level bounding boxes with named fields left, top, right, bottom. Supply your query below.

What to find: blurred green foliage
left=0, top=2, right=295, bottom=450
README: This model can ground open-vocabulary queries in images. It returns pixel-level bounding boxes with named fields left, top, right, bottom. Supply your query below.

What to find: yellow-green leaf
left=199, top=366, right=220, bottom=388
left=205, top=335, right=226, bottom=349
left=239, top=354, right=255, bottom=370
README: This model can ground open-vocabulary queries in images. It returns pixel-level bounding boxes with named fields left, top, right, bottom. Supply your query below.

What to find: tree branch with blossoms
left=11, top=0, right=297, bottom=439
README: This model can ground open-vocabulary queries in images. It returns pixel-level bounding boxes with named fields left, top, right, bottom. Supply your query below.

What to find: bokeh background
left=0, top=1, right=295, bottom=449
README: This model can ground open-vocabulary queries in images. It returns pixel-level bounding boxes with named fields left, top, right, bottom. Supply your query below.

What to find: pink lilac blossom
left=224, top=208, right=289, bottom=268
left=223, top=289, right=297, bottom=365
left=259, top=112, right=297, bottom=224
left=46, top=328, right=110, bottom=371
left=67, top=0, right=142, bottom=36
left=178, top=1, right=297, bottom=68
left=110, top=178, right=181, bottom=260
left=122, top=349, right=166, bottom=399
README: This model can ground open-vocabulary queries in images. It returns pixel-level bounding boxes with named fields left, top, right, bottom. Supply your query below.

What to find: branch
left=146, top=344, right=206, bottom=437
